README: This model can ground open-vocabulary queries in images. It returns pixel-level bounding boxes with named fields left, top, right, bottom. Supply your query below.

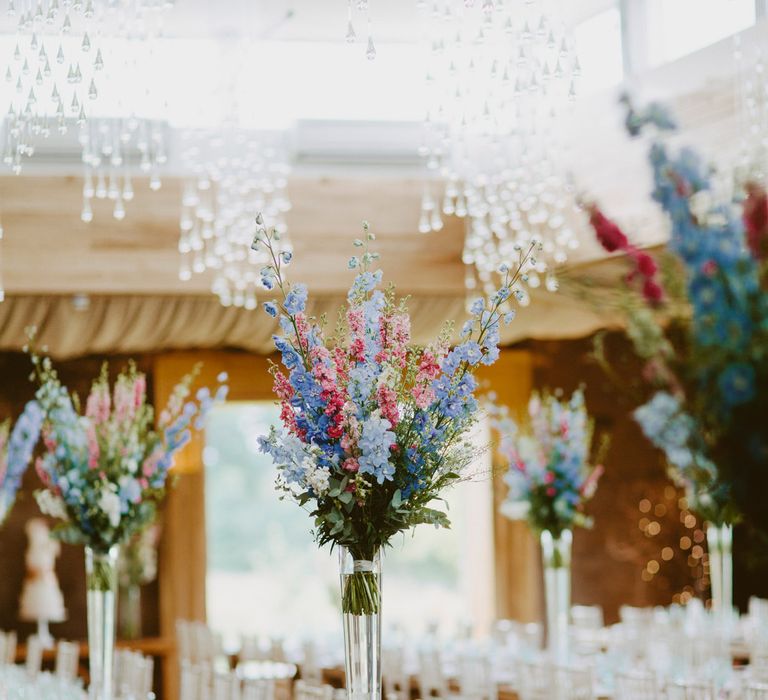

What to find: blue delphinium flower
left=718, top=363, right=756, bottom=406
left=263, top=301, right=278, bottom=317
left=1, top=401, right=45, bottom=515
left=357, top=411, right=396, bottom=484
left=348, top=270, right=383, bottom=300
left=284, top=284, right=308, bottom=315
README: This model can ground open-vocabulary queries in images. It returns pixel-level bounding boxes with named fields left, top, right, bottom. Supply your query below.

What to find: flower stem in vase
left=339, top=547, right=382, bottom=700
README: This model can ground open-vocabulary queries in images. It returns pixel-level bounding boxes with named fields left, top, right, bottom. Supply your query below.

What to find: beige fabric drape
left=0, top=291, right=619, bottom=359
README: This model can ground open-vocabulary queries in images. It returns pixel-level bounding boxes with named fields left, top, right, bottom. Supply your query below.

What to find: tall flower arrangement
left=255, top=219, right=536, bottom=610
left=492, top=388, right=604, bottom=537
left=0, top=401, right=45, bottom=524
left=585, top=97, right=768, bottom=533
left=29, top=354, right=228, bottom=551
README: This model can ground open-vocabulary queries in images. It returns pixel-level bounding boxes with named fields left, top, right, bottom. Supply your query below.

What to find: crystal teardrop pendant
left=366, top=35, right=376, bottom=60
left=81, top=198, right=93, bottom=222
left=113, top=197, right=126, bottom=220
left=345, top=20, right=356, bottom=43
left=56, top=44, right=65, bottom=64
left=88, top=78, right=97, bottom=100
left=81, top=32, right=91, bottom=52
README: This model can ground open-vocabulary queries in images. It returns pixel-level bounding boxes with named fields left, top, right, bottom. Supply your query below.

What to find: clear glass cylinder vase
left=339, top=547, right=382, bottom=700
left=706, top=522, right=733, bottom=619
left=540, top=529, right=572, bottom=661
left=85, top=545, right=119, bottom=700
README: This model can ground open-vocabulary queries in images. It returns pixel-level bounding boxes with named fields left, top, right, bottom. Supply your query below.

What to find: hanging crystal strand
left=365, top=4, right=376, bottom=60
left=346, top=0, right=356, bottom=43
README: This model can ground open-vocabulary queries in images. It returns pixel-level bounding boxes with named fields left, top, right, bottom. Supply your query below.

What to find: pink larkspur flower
left=343, top=458, right=360, bottom=473
left=86, top=423, right=100, bottom=469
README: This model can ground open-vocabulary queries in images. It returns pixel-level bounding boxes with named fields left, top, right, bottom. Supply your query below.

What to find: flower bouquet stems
left=85, top=546, right=118, bottom=700
left=339, top=548, right=381, bottom=700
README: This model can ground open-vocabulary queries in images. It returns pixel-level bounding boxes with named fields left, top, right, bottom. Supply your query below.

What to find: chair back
left=746, top=684, right=768, bottom=700
left=293, top=680, right=334, bottom=700
left=213, top=670, right=241, bottom=700
left=25, top=634, right=44, bottom=677
left=243, top=678, right=275, bottom=700
left=666, top=680, right=716, bottom=700
left=178, top=620, right=194, bottom=663
left=300, top=641, right=323, bottom=684
left=518, top=660, right=553, bottom=700
left=382, top=645, right=409, bottom=700
left=554, top=665, right=595, bottom=700
left=240, top=636, right=264, bottom=663
left=268, top=638, right=286, bottom=663
left=416, top=648, right=448, bottom=699
left=614, top=670, right=659, bottom=700
left=5, top=631, right=16, bottom=665
left=180, top=661, right=204, bottom=700
left=55, top=640, right=80, bottom=681
left=571, top=605, right=604, bottom=630
left=456, top=650, right=496, bottom=700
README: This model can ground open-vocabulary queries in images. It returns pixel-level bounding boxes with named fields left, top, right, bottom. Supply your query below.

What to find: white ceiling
left=147, top=0, right=619, bottom=42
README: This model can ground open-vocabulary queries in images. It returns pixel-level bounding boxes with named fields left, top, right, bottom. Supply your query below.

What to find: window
left=204, top=402, right=494, bottom=648
left=645, top=0, right=756, bottom=67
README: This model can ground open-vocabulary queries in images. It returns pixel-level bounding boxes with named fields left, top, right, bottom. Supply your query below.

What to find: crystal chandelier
left=733, top=35, right=768, bottom=184
left=345, top=0, right=377, bottom=60
left=78, top=2, right=174, bottom=221
left=417, top=0, right=580, bottom=302
left=2, top=0, right=175, bottom=175
left=177, top=129, right=292, bottom=308
left=79, top=117, right=167, bottom=221
left=3, top=0, right=105, bottom=172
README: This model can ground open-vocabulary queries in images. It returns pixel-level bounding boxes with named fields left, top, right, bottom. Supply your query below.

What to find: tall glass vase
left=706, top=522, right=733, bottom=620
left=339, top=547, right=381, bottom=700
left=118, top=584, right=142, bottom=640
left=85, top=546, right=119, bottom=700
left=540, top=529, right=572, bottom=662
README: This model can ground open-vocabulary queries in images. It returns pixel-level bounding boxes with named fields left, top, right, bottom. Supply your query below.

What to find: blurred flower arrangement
left=585, top=97, right=768, bottom=531
left=29, top=349, right=228, bottom=553
left=0, top=402, right=45, bottom=524
left=255, top=217, right=536, bottom=615
left=491, top=388, right=605, bottom=538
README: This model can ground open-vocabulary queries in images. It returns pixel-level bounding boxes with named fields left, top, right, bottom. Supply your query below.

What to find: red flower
left=635, top=252, right=658, bottom=277
left=743, top=181, right=768, bottom=260
left=588, top=205, right=629, bottom=253
left=642, top=278, right=664, bottom=304
left=587, top=202, right=664, bottom=305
